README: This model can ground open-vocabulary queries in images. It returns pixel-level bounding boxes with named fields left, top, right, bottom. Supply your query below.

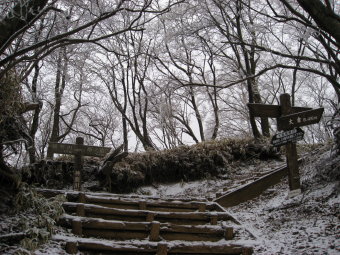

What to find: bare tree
left=0, top=0, right=184, bottom=187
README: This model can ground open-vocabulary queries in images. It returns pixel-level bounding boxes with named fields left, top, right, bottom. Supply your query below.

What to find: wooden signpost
left=248, top=93, right=324, bottom=193
left=271, top=128, right=304, bottom=147
left=47, top=137, right=111, bottom=191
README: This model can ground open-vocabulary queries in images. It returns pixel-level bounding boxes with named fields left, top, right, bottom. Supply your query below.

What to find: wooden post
left=46, top=144, right=53, bottom=159
left=157, top=242, right=168, bottom=255
left=198, top=203, right=206, bottom=212
left=280, top=94, right=301, bottom=192
left=149, top=221, right=160, bottom=241
left=146, top=212, right=155, bottom=222
left=224, top=227, right=234, bottom=240
left=76, top=204, right=85, bottom=217
left=210, top=214, right=218, bottom=225
left=65, top=242, right=78, bottom=254
left=139, top=200, right=147, bottom=210
left=72, top=219, right=82, bottom=236
left=78, top=192, right=86, bottom=203
left=73, top=137, right=84, bottom=191
left=242, top=247, right=253, bottom=255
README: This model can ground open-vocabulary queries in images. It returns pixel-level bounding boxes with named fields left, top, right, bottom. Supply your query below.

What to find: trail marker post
left=47, top=137, right=111, bottom=191
left=248, top=93, right=324, bottom=193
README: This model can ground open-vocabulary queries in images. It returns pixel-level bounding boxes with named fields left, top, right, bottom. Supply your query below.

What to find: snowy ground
left=1, top=146, right=339, bottom=254
left=134, top=146, right=340, bottom=254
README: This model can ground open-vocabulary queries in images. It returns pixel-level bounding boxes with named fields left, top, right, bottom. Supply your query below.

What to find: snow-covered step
left=59, top=215, right=235, bottom=242
left=37, top=189, right=219, bottom=212
left=53, top=235, right=254, bottom=255
left=37, top=188, right=207, bottom=202
left=39, top=189, right=254, bottom=254
left=77, top=193, right=218, bottom=212
left=62, top=202, right=236, bottom=225
left=214, top=159, right=303, bottom=207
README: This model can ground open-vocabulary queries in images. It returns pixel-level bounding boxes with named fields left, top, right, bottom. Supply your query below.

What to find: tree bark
left=0, top=144, right=19, bottom=189
left=0, top=0, right=49, bottom=53
left=47, top=48, right=67, bottom=157
left=27, top=63, right=41, bottom=163
left=296, top=0, right=340, bottom=45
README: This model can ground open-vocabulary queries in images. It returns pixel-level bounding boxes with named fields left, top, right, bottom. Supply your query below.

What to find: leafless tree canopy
left=0, top=0, right=338, bottom=177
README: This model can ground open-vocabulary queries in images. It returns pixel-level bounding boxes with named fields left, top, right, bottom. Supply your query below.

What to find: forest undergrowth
left=21, top=137, right=280, bottom=193
left=0, top=139, right=338, bottom=254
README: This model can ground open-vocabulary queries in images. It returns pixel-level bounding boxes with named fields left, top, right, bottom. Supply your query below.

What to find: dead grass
left=108, top=138, right=280, bottom=192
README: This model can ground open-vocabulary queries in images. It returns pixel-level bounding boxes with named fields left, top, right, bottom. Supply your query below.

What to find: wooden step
left=59, top=215, right=235, bottom=242
left=37, top=188, right=207, bottom=203
left=214, top=160, right=302, bottom=207
left=79, top=194, right=217, bottom=212
left=53, top=236, right=253, bottom=255
left=62, top=202, right=236, bottom=225
left=37, top=189, right=219, bottom=212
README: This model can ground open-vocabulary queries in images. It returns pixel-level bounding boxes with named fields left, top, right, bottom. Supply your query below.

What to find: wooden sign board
left=277, top=108, right=324, bottom=131
left=48, top=142, right=111, bottom=157
left=47, top=137, right=113, bottom=191
left=247, top=104, right=281, bottom=118
left=248, top=103, right=311, bottom=118
left=271, top=128, right=304, bottom=147
left=248, top=94, right=324, bottom=193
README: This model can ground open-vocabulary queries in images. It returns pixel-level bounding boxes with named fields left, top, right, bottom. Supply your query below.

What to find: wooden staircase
left=39, top=190, right=254, bottom=254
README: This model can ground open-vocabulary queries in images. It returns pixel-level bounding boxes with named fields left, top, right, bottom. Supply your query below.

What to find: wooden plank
left=214, top=159, right=303, bottom=207
left=271, top=128, right=304, bottom=147
left=76, top=240, right=157, bottom=254
left=149, top=221, right=161, bottom=241
left=168, top=243, right=252, bottom=254
left=161, top=224, right=225, bottom=235
left=85, top=195, right=215, bottom=212
left=64, top=217, right=231, bottom=242
left=48, top=142, right=111, bottom=157
left=69, top=239, right=252, bottom=255
left=248, top=103, right=311, bottom=118
left=160, top=224, right=226, bottom=242
left=247, top=103, right=281, bottom=118
left=83, top=228, right=148, bottom=240
left=36, top=188, right=208, bottom=202
left=291, top=106, right=312, bottom=114
left=61, top=203, right=233, bottom=225
left=277, top=107, right=324, bottom=130
left=82, top=218, right=147, bottom=231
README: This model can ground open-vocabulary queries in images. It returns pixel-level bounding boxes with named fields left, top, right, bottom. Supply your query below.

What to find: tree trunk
left=0, top=143, right=19, bottom=190
left=296, top=0, right=340, bottom=45
left=27, top=63, right=41, bottom=163
left=47, top=48, right=67, bottom=157
left=122, top=116, right=128, bottom=152
left=189, top=87, right=205, bottom=142
left=0, top=0, right=49, bottom=54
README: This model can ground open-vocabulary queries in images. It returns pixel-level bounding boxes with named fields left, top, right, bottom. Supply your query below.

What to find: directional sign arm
left=247, top=104, right=312, bottom=119
left=277, top=108, right=324, bottom=130
left=48, top=142, right=111, bottom=157
left=247, top=103, right=281, bottom=118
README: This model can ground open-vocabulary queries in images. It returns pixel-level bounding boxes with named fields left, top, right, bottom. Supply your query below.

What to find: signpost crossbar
left=47, top=137, right=112, bottom=191
left=48, top=142, right=111, bottom=158
left=247, top=94, right=324, bottom=194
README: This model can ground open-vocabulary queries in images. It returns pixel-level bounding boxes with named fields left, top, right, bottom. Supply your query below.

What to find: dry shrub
left=23, top=138, right=279, bottom=193
left=109, top=138, right=279, bottom=192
